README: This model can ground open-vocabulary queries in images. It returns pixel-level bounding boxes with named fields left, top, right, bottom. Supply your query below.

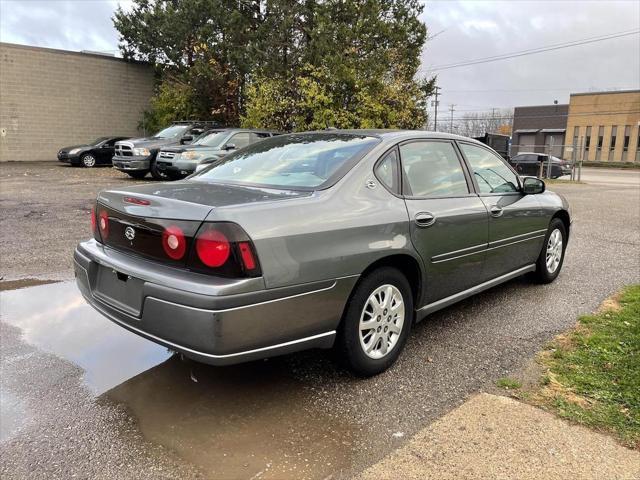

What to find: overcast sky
left=1, top=0, right=639, bottom=118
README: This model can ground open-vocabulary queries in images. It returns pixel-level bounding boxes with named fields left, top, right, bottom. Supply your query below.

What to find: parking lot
left=1, top=162, right=639, bottom=479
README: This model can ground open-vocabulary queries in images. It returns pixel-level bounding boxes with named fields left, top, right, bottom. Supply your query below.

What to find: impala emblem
left=124, top=226, right=136, bottom=241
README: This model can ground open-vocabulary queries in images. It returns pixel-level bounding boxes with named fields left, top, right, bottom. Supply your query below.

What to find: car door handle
left=415, top=212, right=436, bottom=227
left=490, top=206, right=504, bottom=218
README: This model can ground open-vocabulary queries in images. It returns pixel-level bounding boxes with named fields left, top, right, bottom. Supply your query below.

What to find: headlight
left=182, top=151, right=203, bottom=161
left=132, top=147, right=151, bottom=156
left=69, top=148, right=82, bottom=155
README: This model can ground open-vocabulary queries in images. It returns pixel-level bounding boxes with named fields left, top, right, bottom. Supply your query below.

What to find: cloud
left=0, top=0, right=638, bottom=113
left=420, top=0, right=640, bottom=114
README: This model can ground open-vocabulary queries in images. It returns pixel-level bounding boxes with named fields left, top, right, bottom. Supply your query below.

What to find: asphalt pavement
left=1, top=163, right=639, bottom=479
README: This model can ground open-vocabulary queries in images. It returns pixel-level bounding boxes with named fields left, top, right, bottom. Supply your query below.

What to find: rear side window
left=399, top=141, right=469, bottom=197
left=375, top=149, right=400, bottom=194
left=460, top=143, right=519, bottom=194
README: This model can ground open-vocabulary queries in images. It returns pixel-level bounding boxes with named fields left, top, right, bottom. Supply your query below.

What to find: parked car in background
left=112, top=121, right=219, bottom=179
left=473, top=132, right=510, bottom=160
left=57, top=137, right=128, bottom=167
left=156, top=128, right=280, bottom=179
left=510, top=152, right=572, bottom=179
left=75, top=130, right=571, bottom=377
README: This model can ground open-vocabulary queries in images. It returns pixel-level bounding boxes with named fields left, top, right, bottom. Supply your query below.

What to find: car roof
left=514, top=152, right=546, bottom=156
left=201, top=128, right=281, bottom=134
left=301, top=129, right=486, bottom=144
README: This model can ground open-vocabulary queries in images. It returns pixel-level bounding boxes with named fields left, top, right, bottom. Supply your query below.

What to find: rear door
left=458, top=142, right=548, bottom=280
left=399, top=140, right=489, bottom=304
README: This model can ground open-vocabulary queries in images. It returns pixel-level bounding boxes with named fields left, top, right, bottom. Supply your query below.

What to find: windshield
left=91, top=137, right=109, bottom=145
left=194, top=131, right=228, bottom=147
left=154, top=125, right=189, bottom=139
left=193, top=133, right=380, bottom=189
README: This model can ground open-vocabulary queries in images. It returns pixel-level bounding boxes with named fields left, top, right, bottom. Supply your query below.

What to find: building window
left=622, top=126, right=630, bottom=162
left=608, top=126, right=617, bottom=161
left=636, top=130, right=640, bottom=163
left=585, top=126, right=591, bottom=157
left=595, top=126, right=604, bottom=160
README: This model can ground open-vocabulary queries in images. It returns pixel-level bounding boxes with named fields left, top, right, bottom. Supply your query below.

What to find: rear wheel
left=126, top=171, right=147, bottom=179
left=81, top=153, right=96, bottom=168
left=532, top=218, right=566, bottom=283
left=336, top=267, right=413, bottom=377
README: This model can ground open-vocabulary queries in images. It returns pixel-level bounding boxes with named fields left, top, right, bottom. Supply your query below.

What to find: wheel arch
left=552, top=209, right=571, bottom=240
left=344, top=253, right=424, bottom=319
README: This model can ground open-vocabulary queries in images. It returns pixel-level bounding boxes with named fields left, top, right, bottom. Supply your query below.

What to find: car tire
left=532, top=218, right=567, bottom=284
left=150, top=159, right=168, bottom=180
left=81, top=153, right=97, bottom=168
left=126, top=171, right=148, bottom=179
left=336, top=267, right=413, bottom=377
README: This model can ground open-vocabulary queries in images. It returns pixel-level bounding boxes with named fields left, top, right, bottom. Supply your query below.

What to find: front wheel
left=150, top=159, right=169, bottom=180
left=81, top=153, right=97, bottom=168
left=532, top=218, right=567, bottom=283
left=336, top=267, right=413, bottom=377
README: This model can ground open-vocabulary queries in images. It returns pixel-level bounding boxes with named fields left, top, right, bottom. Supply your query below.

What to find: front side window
left=399, top=141, right=468, bottom=197
left=460, top=143, right=519, bottom=194
left=193, top=133, right=379, bottom=189
left=228, top=132, right=252, bottom=149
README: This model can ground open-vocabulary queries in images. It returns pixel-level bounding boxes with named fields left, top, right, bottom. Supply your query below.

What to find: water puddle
left=0, top=281, right=362, bottom=478
left=0, top=281, right=172, bottom=394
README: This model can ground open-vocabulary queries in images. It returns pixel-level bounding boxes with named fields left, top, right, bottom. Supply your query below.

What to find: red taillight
left=91, top=207, right=96, bottom=233
left=99, top=210, right=109, bottom=239
left=238, top=241, right=256, bottom=270
left=124, top=197, right=151, bottom=206
left=162, top=225, right=186, bottom=260
left=196, top=228, right=230, bottom=267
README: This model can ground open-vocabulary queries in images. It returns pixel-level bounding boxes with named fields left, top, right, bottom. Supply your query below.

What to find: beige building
left=565, top=90, right=640, bottom=163
left=0, top=43, right=155, bottom=162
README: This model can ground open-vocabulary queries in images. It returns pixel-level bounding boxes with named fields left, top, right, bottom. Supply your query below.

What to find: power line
left=427, top=29, right=640, bottom=71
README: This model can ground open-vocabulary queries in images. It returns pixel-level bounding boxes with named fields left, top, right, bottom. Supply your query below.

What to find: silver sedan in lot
left=74, top=130, right=570, bottom=376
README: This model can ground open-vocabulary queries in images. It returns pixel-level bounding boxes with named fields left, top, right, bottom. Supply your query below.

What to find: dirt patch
left=0, top=278, right=59, bottom=291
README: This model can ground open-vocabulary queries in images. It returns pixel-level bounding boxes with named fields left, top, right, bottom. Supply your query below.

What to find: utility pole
left=449, top=104, right=456, bottom=134
left=432, top=86, right=441, bottom=131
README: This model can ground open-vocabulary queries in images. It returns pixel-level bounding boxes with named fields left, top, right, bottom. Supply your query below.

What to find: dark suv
left=156, top=129, right=280, bottom=179
left=112, top=122, right=219, bottom=179
left=510, top=153, right=572, bottom=179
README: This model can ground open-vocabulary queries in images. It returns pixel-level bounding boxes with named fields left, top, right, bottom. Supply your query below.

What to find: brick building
left=565, top=90, right=640, bottom=163
left=0, top=43, right=155, bottom=162
left=511, top=104, right=569, bottom=158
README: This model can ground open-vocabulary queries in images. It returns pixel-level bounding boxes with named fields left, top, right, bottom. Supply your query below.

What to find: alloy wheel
left=546, top=228, right=563, bottom=273
left=82, top=155, right=96, bottom=167
left=359, top=284, right=405, bottom=359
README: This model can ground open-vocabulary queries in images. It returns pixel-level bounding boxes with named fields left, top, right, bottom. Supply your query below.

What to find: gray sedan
left=74, top=130, right=570, bottom=376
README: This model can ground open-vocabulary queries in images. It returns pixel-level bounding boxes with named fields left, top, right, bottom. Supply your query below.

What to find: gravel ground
left=0, top=162, right=147, bottom=281
left=1, top=162, right=639, bottom=479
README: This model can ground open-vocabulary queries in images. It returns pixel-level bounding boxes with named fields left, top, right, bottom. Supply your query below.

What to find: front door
left=458, top=142, right=548, bottom=280
left=399, top=140, right=489, bottom=304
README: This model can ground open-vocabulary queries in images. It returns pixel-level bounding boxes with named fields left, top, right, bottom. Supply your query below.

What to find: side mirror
left=223, top=143, right=236, bottom=151
left=180, top=135, right=194, bottom=145
left=522, top=176, right=545, bottom=195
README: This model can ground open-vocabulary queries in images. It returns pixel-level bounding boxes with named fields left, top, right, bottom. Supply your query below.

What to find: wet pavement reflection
left=1, top=282, right=172, bottom=394
left=0, top=281, right=361, bottom=478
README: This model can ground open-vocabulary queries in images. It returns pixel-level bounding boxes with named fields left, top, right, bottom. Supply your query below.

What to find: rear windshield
left=192, top=133, right=379, bottom=189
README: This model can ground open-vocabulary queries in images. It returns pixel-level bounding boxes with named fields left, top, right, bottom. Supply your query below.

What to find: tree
left=114, top=0, right=435, bottom=131
left=454, top=109, right=514, bottom=138
left=113, top=0, right=259, bottom=127
left=244, top=0, right=435, bottom=130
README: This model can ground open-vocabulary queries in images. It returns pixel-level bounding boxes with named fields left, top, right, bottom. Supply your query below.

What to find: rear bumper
left=74, top=240, right=357, bottom=365
left=112, top=155, right=152, bottom=172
